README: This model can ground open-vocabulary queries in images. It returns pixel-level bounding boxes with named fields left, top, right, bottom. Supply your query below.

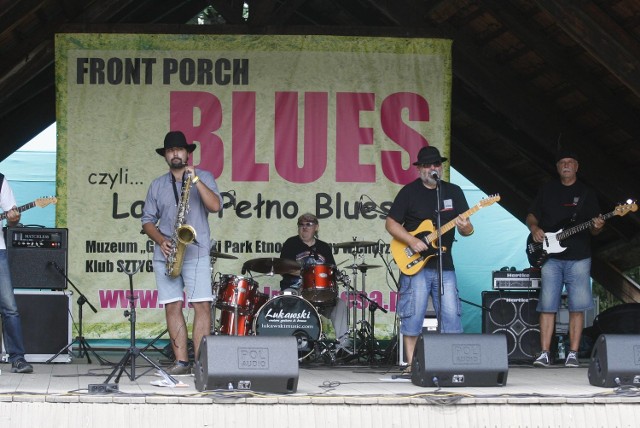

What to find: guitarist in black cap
left=527, top=149, right=604, bottom=368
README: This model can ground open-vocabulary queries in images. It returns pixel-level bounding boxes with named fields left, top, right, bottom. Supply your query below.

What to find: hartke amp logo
left=238, top=347, right=269, bottom=369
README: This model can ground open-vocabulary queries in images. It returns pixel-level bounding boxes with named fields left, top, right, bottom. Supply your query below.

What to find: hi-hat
left=347, top=263, right=382, bottom=271
left=333, top=240, right=377, bottom=249
left=209, top=250, right=238, bottom=260
left=242, top=257, right=301, bottom=275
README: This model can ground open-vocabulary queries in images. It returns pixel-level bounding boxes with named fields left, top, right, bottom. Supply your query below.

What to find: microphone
left=359, top=195, right=365, bottom=215
left=430, top=170, right=440, bottom=180
left=241, top=265, right=247, bottom=275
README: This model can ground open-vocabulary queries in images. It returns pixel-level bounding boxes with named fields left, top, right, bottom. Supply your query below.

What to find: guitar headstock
left=34, top=196, right=58, bottom=208
left=478, top=194, right=501, bottom=208
left=614, top=202, right=638, bottom=217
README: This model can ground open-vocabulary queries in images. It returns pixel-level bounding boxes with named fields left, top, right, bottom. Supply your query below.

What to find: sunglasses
left=418, top=162, right=442, bottom=168
left=297, top=222, right=317, bottom=228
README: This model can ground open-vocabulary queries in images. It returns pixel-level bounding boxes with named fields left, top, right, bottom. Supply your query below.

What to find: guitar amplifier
left=492, top=270, right=541, bottom=290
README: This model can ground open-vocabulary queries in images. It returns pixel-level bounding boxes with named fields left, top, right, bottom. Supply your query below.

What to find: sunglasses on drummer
left=297, top=222, right=317, bottom=228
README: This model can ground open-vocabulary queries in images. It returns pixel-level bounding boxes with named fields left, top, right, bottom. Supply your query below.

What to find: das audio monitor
left=411, top=333, right=509, bottom=387
left=588, top=334, right=640, bottom=387
left=7, top=227, right=68, bottom=290
left=194, top=335, right=299, bottom=393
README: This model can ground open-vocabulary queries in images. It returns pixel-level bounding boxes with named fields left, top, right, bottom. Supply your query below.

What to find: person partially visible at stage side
left=385, top=146, right=474, bottom=373
left=0, top=173, right=33, bottom=373
left=280, top=213, right=350, bottom=349
left=141, top=131, right=222, bottom=375
left=528, top=149, right=604, bottom=368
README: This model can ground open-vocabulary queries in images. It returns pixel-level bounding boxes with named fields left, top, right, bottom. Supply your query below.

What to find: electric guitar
left=0, top=196, right=57, bottom=221
left=525, top=202, right=637, bottom=267
left=390, top=195, right=500, bottom=276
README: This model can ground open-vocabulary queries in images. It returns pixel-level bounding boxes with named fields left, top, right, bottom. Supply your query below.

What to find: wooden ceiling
left=1, top=0, right=639, bottom=301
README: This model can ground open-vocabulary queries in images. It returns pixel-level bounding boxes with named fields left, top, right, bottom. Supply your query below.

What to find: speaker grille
left=7, top=227, right=68, bottom=290
left=482, top=290, right=541, bottom=362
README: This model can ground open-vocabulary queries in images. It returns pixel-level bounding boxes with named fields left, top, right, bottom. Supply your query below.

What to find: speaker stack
left=411, top=333, right=509, bottom=387
left=482, top=290, right=541, bottom=362
left=7, top=227, right=68, bottom=290
left=194, top=335, right=299, bottom=393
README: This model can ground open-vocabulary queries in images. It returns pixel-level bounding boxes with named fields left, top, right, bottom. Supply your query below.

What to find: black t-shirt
left=279, top=236, right=336, bottom=289
left=387, top=178, right=470, bottom=270
left=528, top=180, right=600, bottom=260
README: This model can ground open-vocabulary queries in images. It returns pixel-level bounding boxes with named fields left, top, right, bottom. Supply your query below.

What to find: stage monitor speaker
left=194, top=335, right=299, bottom=393
left=7, top=227, right=68, bottom=290
left=482, top=290, right=541, bottom=362
left=588, top=334, right=640, bottom=387
left=411, top=333, right=509, bottom=387
left=1, top=290, right=72, bottom=362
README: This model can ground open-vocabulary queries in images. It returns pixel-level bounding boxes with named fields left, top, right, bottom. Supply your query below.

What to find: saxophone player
left=142, top=131, right=222, bottom=376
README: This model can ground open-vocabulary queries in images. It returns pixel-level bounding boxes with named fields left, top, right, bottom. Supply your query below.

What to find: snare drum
left=215, top=274, right=259, bottom=315
left=253, top=295, right=322, bottom=360
left=301, top=264, right=338, bottom=305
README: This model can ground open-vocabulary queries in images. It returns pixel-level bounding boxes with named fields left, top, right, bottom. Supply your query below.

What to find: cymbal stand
left=103, top=261, right=178, bottom=385
left=346, top=248, right=362, bottom=353
left=357, top=290, right=388, bottom=364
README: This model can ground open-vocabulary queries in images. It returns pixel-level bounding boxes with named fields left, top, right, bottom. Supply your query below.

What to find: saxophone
left=166, top=171, right=197, bottom=278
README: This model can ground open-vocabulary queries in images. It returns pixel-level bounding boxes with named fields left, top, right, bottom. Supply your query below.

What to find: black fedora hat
left=156, top=131, right=197, bottom=156
left=412, top=146, right=448, bottom=166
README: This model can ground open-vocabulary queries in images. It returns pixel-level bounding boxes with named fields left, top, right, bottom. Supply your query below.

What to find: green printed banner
left=55, top=33, right=452, bottom=340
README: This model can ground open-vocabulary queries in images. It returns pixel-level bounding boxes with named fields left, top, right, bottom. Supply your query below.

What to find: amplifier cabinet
left=492, top=270, right=541, bottom=290
left=7, top=227, right=68, bottom=290
left=1, top=290, right=72, bottom=363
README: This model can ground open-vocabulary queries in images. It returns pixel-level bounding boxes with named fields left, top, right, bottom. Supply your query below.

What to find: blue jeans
left=537, top=257, right=594, bottom=312
left=398, top=268, right=462, bottom=335
left=0, top=250, right=26, bottom=362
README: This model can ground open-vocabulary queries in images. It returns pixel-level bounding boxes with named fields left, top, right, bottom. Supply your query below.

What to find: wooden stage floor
left=1, top=349, right=639, bottom=428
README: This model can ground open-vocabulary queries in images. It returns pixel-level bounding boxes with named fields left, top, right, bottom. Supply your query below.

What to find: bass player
left=527, top=149, right=604, bottom=368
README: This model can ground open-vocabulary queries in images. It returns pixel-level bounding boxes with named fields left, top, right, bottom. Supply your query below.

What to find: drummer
left=280, top=213, right=350, bottom=349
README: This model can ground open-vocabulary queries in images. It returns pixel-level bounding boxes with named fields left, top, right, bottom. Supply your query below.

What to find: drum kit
left=209, top=238, right=388, bottom=364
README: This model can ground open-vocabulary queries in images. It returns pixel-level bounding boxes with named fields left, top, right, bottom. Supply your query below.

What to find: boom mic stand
left=46, top=261, right=111, bottom=365
left=102, top=261, right=178, bottom=385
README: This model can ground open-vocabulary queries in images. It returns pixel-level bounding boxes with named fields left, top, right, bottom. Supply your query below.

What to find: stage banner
left=55, top=33, right=452, bottom=340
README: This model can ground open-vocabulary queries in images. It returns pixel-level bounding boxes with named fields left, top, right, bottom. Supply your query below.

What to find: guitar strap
left=571, top=188, right=589, bottom=222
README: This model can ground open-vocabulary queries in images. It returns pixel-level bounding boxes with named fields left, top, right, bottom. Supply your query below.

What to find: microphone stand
left=434, top=175, right=444, bottom=334
left=103, top=261, right=179, bottom=385
left=46, top=262, right=111, bottom=365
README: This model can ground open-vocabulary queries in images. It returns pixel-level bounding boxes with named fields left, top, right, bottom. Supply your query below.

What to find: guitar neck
left=425, top=204, right=480, bottom=244
left=0, top=201, right=36, bottom=221
left=556, top=210, right=616, bottom=241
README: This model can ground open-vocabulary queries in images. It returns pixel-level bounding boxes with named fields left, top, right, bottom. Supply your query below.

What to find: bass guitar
left=525, top=202, right=637, bottom=267
left=0, top=196, right=57, bottom=221
left=391, top=195, right=500, bottom=276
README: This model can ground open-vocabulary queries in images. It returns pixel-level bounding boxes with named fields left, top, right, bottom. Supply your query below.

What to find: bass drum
left=253, top=295, right=322, bottom=360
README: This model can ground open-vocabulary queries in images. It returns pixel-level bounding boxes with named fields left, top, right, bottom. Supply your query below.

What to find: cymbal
left=347, top=263, right=382, bottom=271
left=333, top=240, right=377, bottom=249
left=242, top=257, right=301, bottom=275
left=209, top=250, right=238, bottom=260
